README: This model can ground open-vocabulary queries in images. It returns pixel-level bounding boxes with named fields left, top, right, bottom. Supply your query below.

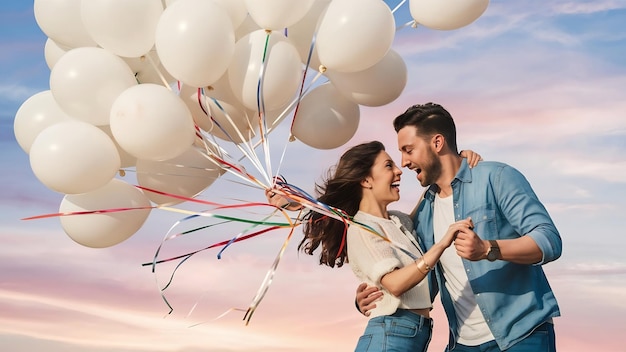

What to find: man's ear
left=433, top=134, right=445, bottom=152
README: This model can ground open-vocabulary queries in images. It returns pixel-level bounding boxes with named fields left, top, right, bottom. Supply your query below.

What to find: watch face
left=487, top=240, right=499, bottom=261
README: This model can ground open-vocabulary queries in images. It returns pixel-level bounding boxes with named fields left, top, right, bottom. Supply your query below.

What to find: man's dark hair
left=393, top=102, right=458, bottom=153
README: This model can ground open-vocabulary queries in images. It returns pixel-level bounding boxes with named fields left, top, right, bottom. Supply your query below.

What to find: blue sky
left=1, top=1, right=626, bottom=351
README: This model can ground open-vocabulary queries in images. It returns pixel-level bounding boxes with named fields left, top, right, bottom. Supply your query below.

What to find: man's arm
left=355, top=283, right=383, bottom=316
left=454, top=232, right=544, bottom=264
left=454, top=164, right=562, bottom=265
left=494, top=164, right=562, bottom=264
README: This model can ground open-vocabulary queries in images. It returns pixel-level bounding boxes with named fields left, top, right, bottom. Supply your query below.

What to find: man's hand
left=453, top=227, right=489, bottom=261
left=356, top=282, right=383, bottom=317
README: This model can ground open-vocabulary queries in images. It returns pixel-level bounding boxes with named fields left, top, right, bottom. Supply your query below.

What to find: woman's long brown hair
left=298, top=141, right=385, bottom=268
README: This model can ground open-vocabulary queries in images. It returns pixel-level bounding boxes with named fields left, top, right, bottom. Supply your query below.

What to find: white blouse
left=347, top=210, right=432, bottom=318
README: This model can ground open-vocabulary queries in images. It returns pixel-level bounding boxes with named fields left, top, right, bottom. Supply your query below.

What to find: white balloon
left=59, top=179, right=151, bottom=248
left=43, top=39, right=70, bottom=70
left=235, top=14, right=261, bottom=41
left=316, top=0, right=395, bottom=72
left=325, top=49, right=407, bottom=107
left=81, top=0, right=163, bottom=57
left=204, top=70, right=240, bottom=104
left=29, top=120, right=121, bottom=194
left=409, top=0, right=489, bottom=30
left=229, top=29, right=303, bottom=111
left=180, top=85, right=257, bottom=143
left=179, top=85, right=206, bottom=125
left=205, top=99, right=258, bottom=143
left=14, top=90, right=74, bottom=154
left=50, top=47, right=137, bottom=126
left=287, top=0, right=331, bottom=70
left=248, top=99, right=296, bottom=130
left=110, top=84, right=196, bottom=161
left=124, top=50, right=177, bottom=86
left=155, top=0, right=235, bottom=87
left=165, top=0, right=247, bottom=28
left=214, top=0, right=248, bottom=29
left=245, top=0, right=315, bottom=30
left=136, top=146, right=223, bottom=205
left=123, top=50, right=159, bottom=73
left=99, top=125, right=137, bottom=168
left=291, top=83, right=359, bottom=149
left=34, top=0, right=97, bottom=48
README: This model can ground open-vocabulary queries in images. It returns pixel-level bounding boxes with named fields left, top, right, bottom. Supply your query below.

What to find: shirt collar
left=423, top=159, right=472, bottom=201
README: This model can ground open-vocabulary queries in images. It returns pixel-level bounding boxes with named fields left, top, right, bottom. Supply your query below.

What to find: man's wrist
left=485, top=240, right=501, bottom=261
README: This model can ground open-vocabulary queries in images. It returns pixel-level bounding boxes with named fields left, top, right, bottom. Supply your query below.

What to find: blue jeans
left=448, top=321, right=556, bottom=352
left=355, top=309, right=433, bottom=352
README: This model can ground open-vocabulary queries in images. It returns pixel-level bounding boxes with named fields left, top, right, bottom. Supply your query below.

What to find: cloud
left=551, top=158, right=626, bottom=183
left=0, top=226, right=366, bottom=352
left=0, top=84, right=40, bottom=105
left=553, top=0, right=626, bottom=14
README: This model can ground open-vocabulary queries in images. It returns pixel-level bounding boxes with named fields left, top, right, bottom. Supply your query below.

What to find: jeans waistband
left=393, top=308, right=432, bottom=322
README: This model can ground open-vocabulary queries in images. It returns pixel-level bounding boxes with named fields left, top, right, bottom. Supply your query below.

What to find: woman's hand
left=460, top=149, right=483, bottom=168
left=265, top=188, right=302, bottom=211
left=439, top=217, right=474, bottom=248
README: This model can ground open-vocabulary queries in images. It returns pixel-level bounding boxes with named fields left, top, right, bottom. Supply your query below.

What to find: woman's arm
left=380, top=218, right=473, bottom=297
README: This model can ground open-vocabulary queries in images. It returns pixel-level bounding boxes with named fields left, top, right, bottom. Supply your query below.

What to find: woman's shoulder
left=388, top=210, right=413, bottom=228
left=388, top=210, right=410, bottom=219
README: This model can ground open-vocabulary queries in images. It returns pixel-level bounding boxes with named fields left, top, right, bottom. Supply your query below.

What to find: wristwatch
left=486, top=240, right=501, bottom=261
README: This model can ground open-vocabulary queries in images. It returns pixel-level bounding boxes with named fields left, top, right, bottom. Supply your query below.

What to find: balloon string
left=391, top=0, right=407, bottom=14
left=256, top=31, right=271, bottom=144
left=141, top=225, right=283, bottom=268
left=289, top=16, right=319, bottom=134
left=216, top=213, right=280, bottom=259
left=256, top=31, right=274, bottom=185
left=188, top=85, right=271, bottom=189
left=243, top=223, right=298, bottom=325
left=144, top=50, right=172, bottom=90
left=397, top=20, right=416, bottom=32
left=200, top=94, right=272, bottom=188
left=145, top=203, right=299, bottom=321
left=21, top=205, right=156, bottom=220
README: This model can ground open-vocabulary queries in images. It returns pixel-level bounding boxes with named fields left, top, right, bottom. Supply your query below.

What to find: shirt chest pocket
left=465, top=206, right=498, bottom=240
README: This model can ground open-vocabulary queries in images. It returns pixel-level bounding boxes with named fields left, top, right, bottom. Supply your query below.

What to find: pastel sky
left=1, top=1, right=625, bottom=351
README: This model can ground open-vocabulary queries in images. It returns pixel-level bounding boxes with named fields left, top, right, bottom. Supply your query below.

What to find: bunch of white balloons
left=14, top=0, right=488, bottom=248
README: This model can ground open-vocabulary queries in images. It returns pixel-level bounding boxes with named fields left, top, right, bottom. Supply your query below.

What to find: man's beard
left=419, top=148, right=442, bottom=187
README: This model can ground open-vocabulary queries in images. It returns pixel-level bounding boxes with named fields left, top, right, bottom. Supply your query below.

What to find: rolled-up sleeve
left=494, top=165, right=563, bottom=264
left=347, top=226, right=401, bottom=285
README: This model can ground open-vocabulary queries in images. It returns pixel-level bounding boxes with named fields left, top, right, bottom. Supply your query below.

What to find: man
left=357, top=102, right=561, bottom=351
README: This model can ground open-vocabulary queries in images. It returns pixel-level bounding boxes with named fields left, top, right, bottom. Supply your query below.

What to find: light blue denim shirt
left=413, top=159, right=562, bottom=350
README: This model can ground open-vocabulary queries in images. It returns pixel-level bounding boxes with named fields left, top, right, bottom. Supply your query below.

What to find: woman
left=268, top=142, right=479, bottom=351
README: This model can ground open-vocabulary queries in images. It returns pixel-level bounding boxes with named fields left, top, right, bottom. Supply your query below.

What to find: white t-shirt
left=347, top=211, right=432, bottom=318
left=434, top=193, right=494, bottom=345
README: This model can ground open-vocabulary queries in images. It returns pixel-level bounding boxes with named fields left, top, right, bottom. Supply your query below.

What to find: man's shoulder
left=468, top=160, right=517, bottom=176
left=466, top=160, right=531, bottom=191
left=473, top=160, right=509, bottom=169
